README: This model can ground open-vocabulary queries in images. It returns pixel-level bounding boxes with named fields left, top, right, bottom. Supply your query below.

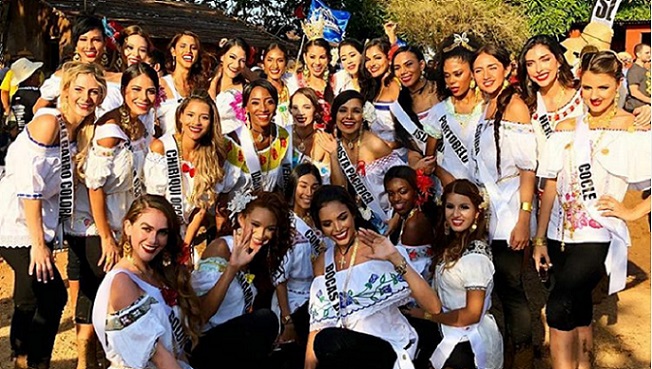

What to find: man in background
left=625, top=43, right=651, bottom=112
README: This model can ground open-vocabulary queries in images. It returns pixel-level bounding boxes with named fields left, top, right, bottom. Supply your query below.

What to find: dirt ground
left=0, top=191, right=649, bottom=369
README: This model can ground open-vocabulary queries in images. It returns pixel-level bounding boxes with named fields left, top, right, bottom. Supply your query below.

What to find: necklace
left=410, top=79, right=429, bottom=96
left=250, top=125, right=271, bottom=143
left=294, top=129, right=315, bottom=153
left=341, top=131, right=363, bottom=150
left=337, top=239, right=357, bottom=269
left=586, top=105, right=618, bottom=129
left=398, top=208, right=419, bottom=242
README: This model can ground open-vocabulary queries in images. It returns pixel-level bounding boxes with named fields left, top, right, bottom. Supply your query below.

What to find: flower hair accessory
left=415, top=169, right=434, bottom=206
left=227, top=189, right=257, bottom=222
left=442, top=32, right=475, bottom=53
left=363, top=102, right=377, bottom=125
left=478, top=187, right=490, bottom=212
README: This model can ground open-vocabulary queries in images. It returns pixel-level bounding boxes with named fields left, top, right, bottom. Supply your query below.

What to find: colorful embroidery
left=406, top=246, right=434, bottom=262
left=561, top=171, right=604, bottom=238
left=106, top=295, right=156, bottom=331
left=225, top=126, right=290, bottom=172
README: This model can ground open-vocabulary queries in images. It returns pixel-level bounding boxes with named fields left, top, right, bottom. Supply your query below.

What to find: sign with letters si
left=590, top=0, right=623, bottom=27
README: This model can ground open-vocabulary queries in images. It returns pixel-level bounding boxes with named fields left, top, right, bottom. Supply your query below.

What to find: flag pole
left=297, top=34, right=306, bottom=62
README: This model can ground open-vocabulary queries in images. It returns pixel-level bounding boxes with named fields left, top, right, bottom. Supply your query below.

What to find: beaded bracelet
left=532, top=237, right=547, bottom=247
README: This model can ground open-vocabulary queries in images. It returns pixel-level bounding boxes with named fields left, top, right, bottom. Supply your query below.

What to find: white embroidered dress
left=309, top=247, right=418, bottom=369
left=93, top=269, right=192, bottom=369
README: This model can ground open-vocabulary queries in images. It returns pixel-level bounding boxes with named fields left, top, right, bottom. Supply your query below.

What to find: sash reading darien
left=535, top=93, right=554, bottom=139
left=389, top=101, right=428, bottom=155
left=336, top=142, right=389, bottom=223
left=160, top=134, right=184, bottom=224
left=573, top=117, right=630, bottom=294
left=235, top=125, right=264, bottom=191
left=433, top=103, right=469, bottom=166
left=57, top=114, right=74, bottom=248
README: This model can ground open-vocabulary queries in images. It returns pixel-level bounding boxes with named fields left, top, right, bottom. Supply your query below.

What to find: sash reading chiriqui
left=389, top=101, right=428, bottom=154
left=535, top=92, right=554, bottom=139
left=57, top=114, right=74, bottom=248
left=573, top=117, right=630, bottom=294
left=336, top=143, right=389, bottom=222
left=160, top=135, right=184, bottom=223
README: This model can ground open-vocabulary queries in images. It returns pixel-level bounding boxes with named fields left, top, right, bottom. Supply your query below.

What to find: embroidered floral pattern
left=407, top=246, right=434, bottom=262
left=561, top=171, right=603, bottom=238
left=229, top=91, right=246, bottom=123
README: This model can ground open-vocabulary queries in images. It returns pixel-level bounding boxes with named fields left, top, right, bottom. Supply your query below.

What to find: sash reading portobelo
left=337, top=145, right=375, bottom=205
left=166, top=149, right=184, bottom=219
left=440, top=115, right=469, bottom=163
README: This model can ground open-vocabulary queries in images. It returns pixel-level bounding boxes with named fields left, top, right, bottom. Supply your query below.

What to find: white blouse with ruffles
left=65, top=124, right=147, bottom=237
left=469, top=119, right=538, bottom=242
left=191, top=236, right=258, bottom=332
left=537, top=127, right=651, bottom=243
left=93, top=269, right=192, bottom=369
left=357, top=151, right=407, bottom=216
left=215, top=89, right=245, bottom=135
left=40, top=75, right=123, bottom=120
left=531, top=89, right=583, bottom=160
left=157, top=74, right=184, bottom=136
left=0, top=108, right=66, bottom=247
left=309, top=246, right=418, bottom=369
left=371, top=101, right=397, bottom=144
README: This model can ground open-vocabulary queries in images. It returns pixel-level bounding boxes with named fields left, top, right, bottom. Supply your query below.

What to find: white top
left=309, top=246, right=417, bottom=369
left=40, top=74, right=123, bottom=119
left=399, top=242, right=433, bottom=282
left=334, top=70, right=356, bottom=95
left=431, top=240, right=502, bottom=369
left=358, top=151, right=407, bottom=215
left=470, top=119, right=537, bottom=242
left=531, top=89, right=583, bottom=160
left=423, top=99, right=483, bottom=181
left=157, top=75, right=184, bottom=136
left=191, top=236, right=258, bottom=331
left=215, top=89, right=245, bottom=135
left=371, top=101, right=397, bottom=143
left=93, top=269, right=192, bottom=369
left=0, top=108, right=66, bottom=247
left=537, top=128, right=651, bottom=243
left=65, top=124, right=147, bottom=237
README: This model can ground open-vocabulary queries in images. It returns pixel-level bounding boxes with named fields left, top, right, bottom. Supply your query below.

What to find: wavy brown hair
left=166, top=31, right=207, bottom=91
left=434, top=179, right=488, bottom=268
left=120, top=194, right=203, bottom=348
left=174, top=90, right=226, bottom=210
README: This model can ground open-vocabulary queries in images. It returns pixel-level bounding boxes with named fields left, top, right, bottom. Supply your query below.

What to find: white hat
left=10, top=58, right=43, bottom=86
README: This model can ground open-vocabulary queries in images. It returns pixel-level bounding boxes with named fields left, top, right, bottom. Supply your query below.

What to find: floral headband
left=442, top=32, right=475, bottom=53
left=227, top=189, right=257, bottom=223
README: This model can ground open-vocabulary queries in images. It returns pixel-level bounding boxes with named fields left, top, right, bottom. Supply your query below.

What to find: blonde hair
left=175, top=90, right=226, bottom=209
left=59, top=62, right=107, bottom=181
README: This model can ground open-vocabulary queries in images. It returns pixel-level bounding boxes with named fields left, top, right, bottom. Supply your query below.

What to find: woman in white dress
left=424, top=33, right=484, bottom=187
left=533, top=51, right=651, bottom=369
left=334, top=39, right=363, bottom=95
left=359, top=179, right=503, bottom=369
left=470, top=44, right=537, bottom=366
left=305, top=185, right=418, bottom=369
left=212, top=38, right=250, bottom=134
left=326, top=90, right=406, bottom=235
left=66, top=62, right=157, bottom=368
left=145, top=90, right=227, bottom=254
left=190, top=191, right=291, bottom=369
left=158, top=31, right=207, bottom=135
left=290, top=87, right=331, bottom=183
left=0, top=62, right=106, bottom=369
left=92, top=195, right=202, bottom=369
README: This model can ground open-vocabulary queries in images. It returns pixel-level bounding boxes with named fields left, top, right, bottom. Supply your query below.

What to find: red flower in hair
left=415, top=169, right=434, bottom=206
left=177, top=242, right=191, bottom=265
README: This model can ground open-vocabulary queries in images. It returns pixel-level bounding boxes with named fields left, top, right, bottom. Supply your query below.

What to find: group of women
left=0, top=13, right=649, bottom=369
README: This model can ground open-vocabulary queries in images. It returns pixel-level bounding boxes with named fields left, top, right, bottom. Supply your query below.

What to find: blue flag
left=308, top=0, right=351, bottom=43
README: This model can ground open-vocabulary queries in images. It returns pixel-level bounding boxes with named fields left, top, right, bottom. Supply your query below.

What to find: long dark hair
left=310, top=185, right=377, bottom=233
left=359, top=38, right=392, bottom=103
left=166, top=31, right=207, bottom=92
left=302, top=38, right=335, bottom=103
left=435, top=179, right=488, bottom=268
left=518, top=35, right=576, bottom=110
left=330, top=89, right=367, bottom=137
left=121, top=195, right=203, bottom=348
left=473, top=44, right=515, bottom=176
left=236, top=191, right=292, bottom=308
left=285, top=163, right=323, bottom=206
left=217, top=37, right=251, bottom=86
left=436, top=33, right=482, bottom=100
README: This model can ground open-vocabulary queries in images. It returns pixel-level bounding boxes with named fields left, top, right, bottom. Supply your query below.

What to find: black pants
left=190, top=309, right=279, bottom=369
left=313, top=328, right=398, bottom=369
left=68, top=235, right=105, bottom=324
left=406, top=316, right=440, bottom=369
left=0, top=245, right=67, bottom=366
left=492, top=240, right=532, bottom=346
left=546, top=240, right=609, bottom=331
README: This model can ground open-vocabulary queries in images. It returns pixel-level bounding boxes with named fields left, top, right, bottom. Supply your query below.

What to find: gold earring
left=73, top=52, right=81, bottom=62
left=470, top=221, right=478, bottom=232
left=123, top=240, right=132, bottom=257
left=469, top=79, right=476, bottom=90
left=503, top=79, right=510, bottom=89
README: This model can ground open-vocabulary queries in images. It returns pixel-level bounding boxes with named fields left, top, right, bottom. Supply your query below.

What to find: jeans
left=0, top=245, right=67, bottom=366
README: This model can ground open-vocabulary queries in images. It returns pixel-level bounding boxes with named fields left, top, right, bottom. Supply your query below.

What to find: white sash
left=160, top=134, right=185, bottom=223
left=434, top=104, right=470, bottom=167
left=323, top=247, right=343, bottom=327
left=293, top=213, right=323, bottom=258
left=235, top=126, right=264, bottom=191
left=336, top=142, right=389, bottom=222
left=125, top=140, right=143, bottom=199
left=280, top=130, right=292, bottom=191
left=472, top=119, right=520, bottom=243
left=431, top=308, right=489, bottom=369
left=535, top=92, right=555, bottom=139
left=573, top=118, right=630, bottom=294
left=389, top=101, right=428, bottom=154
left=57, top=114, right=74, bottom=248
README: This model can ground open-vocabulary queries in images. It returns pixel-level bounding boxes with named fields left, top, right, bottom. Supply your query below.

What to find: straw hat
left=562, top=21, right=614, bottom=66
left=10, top=58, right=43, bottom=85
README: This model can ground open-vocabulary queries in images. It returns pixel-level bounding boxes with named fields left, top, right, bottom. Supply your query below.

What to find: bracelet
left=394, top=256, right=408, bottom=276
left=423, top=311, right=433, bottom=321
left=532, top=237, right=547, bottom=247
left=281, top=315, right=293, bottom=325
left=520, top=201, right=533, bottom=213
